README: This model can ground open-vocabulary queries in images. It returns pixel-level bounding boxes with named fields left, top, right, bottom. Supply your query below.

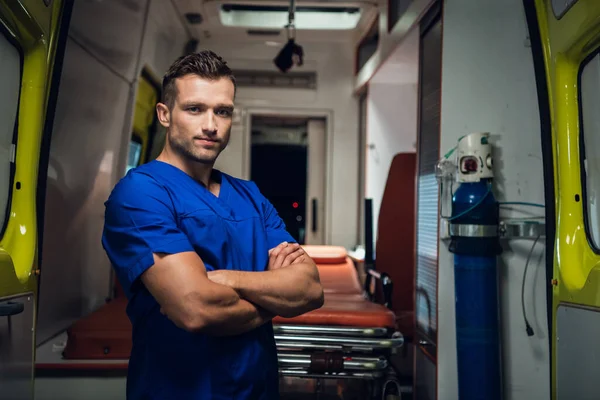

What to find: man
left=102, top=50, right=324, bottom=400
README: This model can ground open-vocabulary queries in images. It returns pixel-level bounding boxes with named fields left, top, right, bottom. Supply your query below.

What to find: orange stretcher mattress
left=302, top=245, right=348, bottom=264
left=272, top=294, right=396, bottom=329
left=303, top=245, right=363, bottom=295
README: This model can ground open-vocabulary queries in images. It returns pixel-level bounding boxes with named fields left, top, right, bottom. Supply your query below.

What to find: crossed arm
left=141, top=243, right=324, bottom=336
left=208, top=242, right=324, bottom=318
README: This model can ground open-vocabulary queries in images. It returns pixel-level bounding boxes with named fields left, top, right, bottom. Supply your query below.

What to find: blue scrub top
left=102, top=160, right=296, bottom=400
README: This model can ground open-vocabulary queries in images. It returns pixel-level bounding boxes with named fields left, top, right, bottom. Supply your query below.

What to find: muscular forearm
left=200, top=297, right=275, bottom=337
left=162, top=282, right=274, bottom=336
left=209, top=264, right=324, bottom=318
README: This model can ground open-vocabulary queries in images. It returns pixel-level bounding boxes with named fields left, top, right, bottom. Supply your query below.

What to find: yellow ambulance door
left=0, top=1, right=71, bottom=398
left=528, top=1, right=600, bottom=398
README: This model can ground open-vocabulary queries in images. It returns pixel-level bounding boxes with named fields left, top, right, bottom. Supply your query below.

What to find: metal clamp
left=449, top=224, right=497, bottom=238
left=448, top=221, right=545, bottom=239
left=499, top=221, right=545, bottom=238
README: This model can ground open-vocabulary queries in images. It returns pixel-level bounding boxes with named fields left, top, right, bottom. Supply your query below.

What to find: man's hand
left=207, top=242, right=307, bottom=287
left=268, top=242, right=306, bottom=270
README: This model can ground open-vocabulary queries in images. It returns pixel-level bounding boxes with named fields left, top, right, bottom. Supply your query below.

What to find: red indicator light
left=292, top=202, right=299, bottom=209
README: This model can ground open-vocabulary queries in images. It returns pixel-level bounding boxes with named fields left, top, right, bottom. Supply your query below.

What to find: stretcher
left=273, top=245, right=403, bottom=382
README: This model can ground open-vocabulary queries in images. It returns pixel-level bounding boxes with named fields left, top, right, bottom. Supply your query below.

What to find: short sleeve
left=248, top=182, right=297, bottom=249
left=102, top=174, right=195, bottom=296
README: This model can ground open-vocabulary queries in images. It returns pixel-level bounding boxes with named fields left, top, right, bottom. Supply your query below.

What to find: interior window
left=0, top=30, right=21, bottom=235
left=580, top=52, right=600, bottom=249
left=552, top=0, right=578, bottom=19
left=126, top=137, right=142, bottom=174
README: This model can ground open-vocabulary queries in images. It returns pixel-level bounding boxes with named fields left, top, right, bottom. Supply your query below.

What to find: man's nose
left=201, top=111, right=217, bottom=134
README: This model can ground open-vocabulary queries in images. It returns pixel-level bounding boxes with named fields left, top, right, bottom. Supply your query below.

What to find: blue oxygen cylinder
left=449, top=178, right=503, bottom=400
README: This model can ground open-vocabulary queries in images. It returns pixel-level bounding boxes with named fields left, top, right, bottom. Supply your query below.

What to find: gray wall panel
left=139, top=0, right=189, bottom=79
left=37, top=38, right=132, bottom=344
left=557, top=304, right=600, bottom=400
left=68, top=0, right=148, bottom=83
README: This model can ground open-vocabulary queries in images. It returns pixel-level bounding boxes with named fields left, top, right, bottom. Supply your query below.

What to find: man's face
left=159, top=74, right=235, bottom=165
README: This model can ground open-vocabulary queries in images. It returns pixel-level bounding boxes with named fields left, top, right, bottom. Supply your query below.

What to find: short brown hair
left=161, top=50, right=236, bottom=109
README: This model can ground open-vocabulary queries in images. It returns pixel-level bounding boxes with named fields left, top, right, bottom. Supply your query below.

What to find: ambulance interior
left=3, top=0, right=600, bottom=399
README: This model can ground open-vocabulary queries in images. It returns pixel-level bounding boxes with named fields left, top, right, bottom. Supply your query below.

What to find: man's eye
left=217, top=109, right=233, bottom=117
left=188, top=107, right=200, bottom=113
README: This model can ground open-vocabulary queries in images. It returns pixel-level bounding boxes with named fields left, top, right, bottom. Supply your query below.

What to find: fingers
left=268, top=242, right=286, bottom=269
left=271, top=244, right=289, bottom=269
left=268, top=242, right=308, bottom=270
left=268, top=243, right=285, bottom=269
left=269, top=242, right=298, bottom=269
left=281, top=247, right=305, bottom=267
left=273, top=243, right=301, bottom=269
left=269, top=241, right=289, bottom=257
left=290, top=254, right=308, bottom=265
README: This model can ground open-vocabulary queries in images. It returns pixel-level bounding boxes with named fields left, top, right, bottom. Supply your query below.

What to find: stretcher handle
left=364, top=198, right=375, bottom=295
left=312, top=198, right=317, bottom=232
left=364, top=199, right=374, bottom=266
left=366, top=269, right=393, bottom=310
left=0, top=301, right=24, bottom=317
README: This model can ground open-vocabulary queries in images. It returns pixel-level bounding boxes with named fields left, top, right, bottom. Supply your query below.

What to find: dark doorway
left=251, top=116, right=308, bottom=243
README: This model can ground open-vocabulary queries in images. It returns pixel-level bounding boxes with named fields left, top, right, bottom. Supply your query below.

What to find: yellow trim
left=533, top=0, right=600, bottom=398
left=132, top=72, right=159, bottom=165
left=535, top=0, right=600, bottom=296
left=0, top=0, right=65, bottom=297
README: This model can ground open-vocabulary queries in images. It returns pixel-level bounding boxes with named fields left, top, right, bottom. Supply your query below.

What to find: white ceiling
left=370, top=26, right=419, bottom=84
left=173, top=0, right=378, bottom=44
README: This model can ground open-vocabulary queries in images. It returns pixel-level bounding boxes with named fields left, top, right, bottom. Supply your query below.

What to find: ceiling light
left=220, top=5, right=361, bottom=30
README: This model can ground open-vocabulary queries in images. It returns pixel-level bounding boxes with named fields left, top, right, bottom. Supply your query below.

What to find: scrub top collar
left=149, top=159, right=234, bottom=219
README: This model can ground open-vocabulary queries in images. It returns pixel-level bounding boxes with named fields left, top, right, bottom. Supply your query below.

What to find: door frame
left=243, top=107, right=333, bottom=244
left=522, top=1, right=555, bottom=397
left=524, top=0, right=600, bottom=398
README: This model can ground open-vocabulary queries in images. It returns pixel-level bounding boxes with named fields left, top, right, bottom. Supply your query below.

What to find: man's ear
left=156, top=102, right=171, bottom=128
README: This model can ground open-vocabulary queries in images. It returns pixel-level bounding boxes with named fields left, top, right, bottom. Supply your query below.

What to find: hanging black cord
left=522, top=236, right=540, bottom=336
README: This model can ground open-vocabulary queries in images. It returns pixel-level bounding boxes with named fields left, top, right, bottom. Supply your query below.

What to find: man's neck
left=156, top=150, right=214, bottom=188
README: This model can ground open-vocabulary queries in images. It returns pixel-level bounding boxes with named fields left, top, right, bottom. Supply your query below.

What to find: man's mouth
left=194, top=137, right=219, bottom=144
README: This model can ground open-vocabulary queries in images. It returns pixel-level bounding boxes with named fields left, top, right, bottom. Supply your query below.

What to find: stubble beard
left=169, top=135, right=224, bottom=165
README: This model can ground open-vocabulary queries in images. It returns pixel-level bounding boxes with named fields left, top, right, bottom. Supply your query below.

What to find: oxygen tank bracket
left=448, top=221, right=545, bottom=239
left=449, top=223, right=497, bottom=238
left=498, top=221, right=545, bottom=239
